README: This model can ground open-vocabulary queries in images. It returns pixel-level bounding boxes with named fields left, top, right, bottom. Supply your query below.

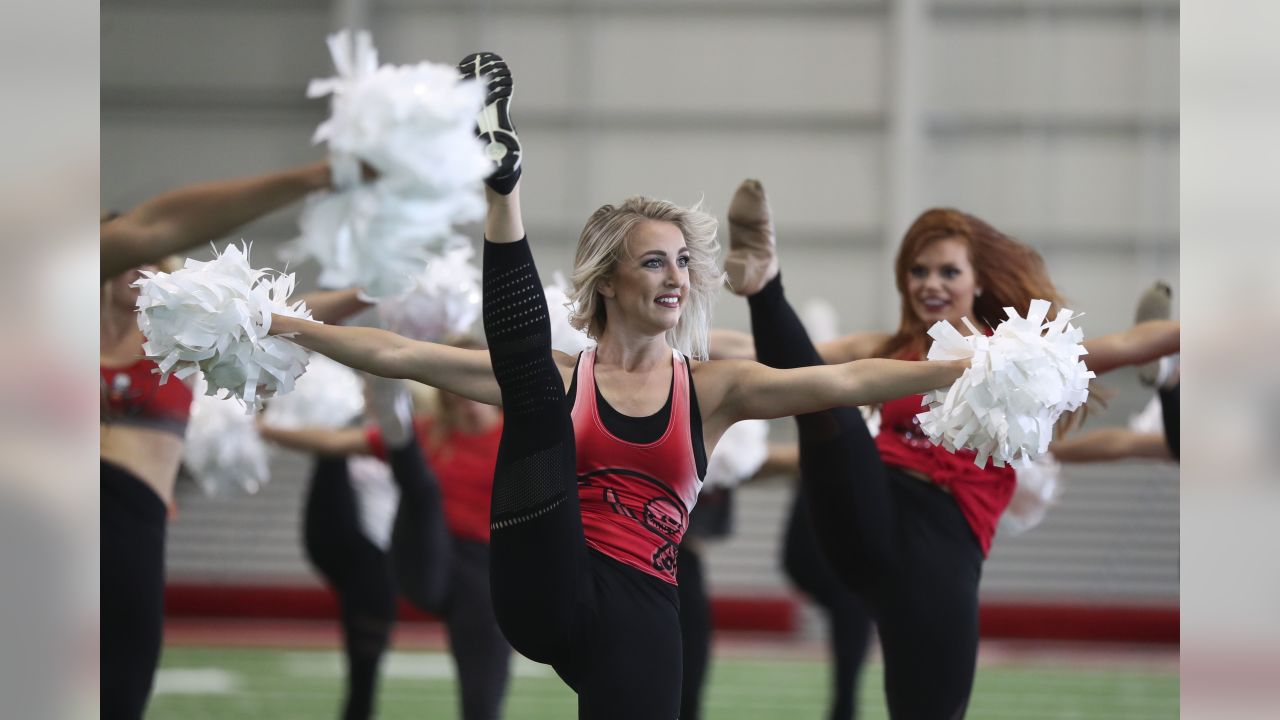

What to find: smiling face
left=598, top=220, right=690, bottom=337
left=904, top=237, right=981, bottom=328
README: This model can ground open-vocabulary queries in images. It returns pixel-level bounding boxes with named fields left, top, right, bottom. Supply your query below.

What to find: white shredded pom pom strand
left=916, top=299, right=1095, bottom=468
left=183, top=376, right=271, bottom=496
left=133, top=242, right=316, bottom=412
left=703, top=420, right=770, bottom=490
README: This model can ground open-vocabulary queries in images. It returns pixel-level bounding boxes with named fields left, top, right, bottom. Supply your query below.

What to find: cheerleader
left=263, top=53, right=966, bottom=718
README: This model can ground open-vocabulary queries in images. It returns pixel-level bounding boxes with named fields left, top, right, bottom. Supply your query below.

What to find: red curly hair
left=876, top=208, right=1065, bottom=360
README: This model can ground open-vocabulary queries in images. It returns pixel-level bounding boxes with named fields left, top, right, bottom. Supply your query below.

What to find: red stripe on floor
left=165, top=584, right=1176, bottom=643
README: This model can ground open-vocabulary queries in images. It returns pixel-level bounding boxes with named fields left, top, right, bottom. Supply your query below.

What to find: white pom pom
left=347, top=455, right=399, bottom=551
left=291, top=30, right=491, bottom=299
left=1128, top=396, right=1164, bottom=434
left=800, top=297, right=841, bottom=344
left=308, top=30, right=491, bottom=189
left=916, top=299, right=1095, bottom=468
left=704, top=420, right=770, bottom=490
left=262, top=353, right=365, bottom=430
left=861, top=405, right=881, bottom=437
left=183, top=375, right=270, bottom=496
left=376, top=244, right=482, bottom=341
left=545, top=272, right=595, bottom=355
left=291, top=174, right=484, bottom=299
left=998, top=452, right=1062, bottom=536
left=134, top=242, right=316, bottom=412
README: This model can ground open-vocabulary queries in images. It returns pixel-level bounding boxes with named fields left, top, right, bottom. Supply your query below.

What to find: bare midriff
left=101, top=423, right=183, bottom=505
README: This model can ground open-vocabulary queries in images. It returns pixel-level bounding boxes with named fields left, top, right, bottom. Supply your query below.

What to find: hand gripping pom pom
left=290, top=30, right=492, bottom=299
left=916, top=299, right=1095, bottom=468
left=263, top=353, right=365, bottom=430
left=133, top=242, right=316, bottom=412
left=183, top=375, right=270, bottom=496
left=998, top=452, right=1062, bottom=536
left=376, top=245, right=482, bottom=341
left=545, top=272, right=596, bottom=355
left=703, top=419, right=769, bottom=490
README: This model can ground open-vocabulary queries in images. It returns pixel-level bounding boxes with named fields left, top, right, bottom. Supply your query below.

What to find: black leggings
left=1159, top=383, right=1179, bottom=459
left=101, top=461, right=167, bottom=720
left=783, top=489, right=874, bottom=720
left=303, top=457, right=397, bottom=720
left=305, top=449, right=513, bottom=720
left=748, top=275, right=984, bottom=720
left=677, top=543, right=712, bottom=720
left=441, top=539, right=514, bottom=720
left=483, top=238, right=683, bottom=719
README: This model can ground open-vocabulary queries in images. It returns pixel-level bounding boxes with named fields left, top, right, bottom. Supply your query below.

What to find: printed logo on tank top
left=104, top=372, right=147, bottom=416
left=579, top=468, right=689, bottom=576
left=571, top=349, right=702, bottom=583
left=893, top=413, right=937, bottom=451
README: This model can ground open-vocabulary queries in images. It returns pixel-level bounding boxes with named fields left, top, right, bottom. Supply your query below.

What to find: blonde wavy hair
left=568, top=196, right=722, bottom=359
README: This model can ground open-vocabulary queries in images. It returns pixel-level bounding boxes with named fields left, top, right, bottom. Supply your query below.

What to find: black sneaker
left=458, top=52, right=521, bottom=180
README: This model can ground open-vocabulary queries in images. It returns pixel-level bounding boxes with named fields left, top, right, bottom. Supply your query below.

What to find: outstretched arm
left=1083, top=319, right=1179, bottom=375
left=710, top=329, right=891, bottom=365
left=270, top=314, right=501, bottom=406
left=297, top=288, right=374, bottom=325
left=708, top=357, right=964, bottom=424
left=258, top=424, right=371, bottom=457
left=815, top=331, right=894, bottom=365
left=1049, top=427, right=1172, bottom=463
left=101, top=161, right=334, bottom=281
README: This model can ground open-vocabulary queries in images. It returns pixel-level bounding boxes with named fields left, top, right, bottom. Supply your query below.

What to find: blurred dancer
left=261, top=362, right=513, bottom=720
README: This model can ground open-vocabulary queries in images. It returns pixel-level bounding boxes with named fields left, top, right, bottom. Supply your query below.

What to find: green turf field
left=149, top=646, right=1177, bottom=719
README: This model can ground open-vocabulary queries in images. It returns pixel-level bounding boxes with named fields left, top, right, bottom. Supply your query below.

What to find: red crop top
left=874, top=383, right=1016, bottom=557
left=365, top=417, right=502, bottom=543
left=100, top=359, right=193, bottom=436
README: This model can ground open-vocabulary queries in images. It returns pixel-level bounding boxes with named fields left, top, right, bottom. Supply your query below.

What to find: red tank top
left=875, top=379, right=1016, bottom=557
left=571, top=349, right=703, bottom=584
left=100, top=358, right=193, bottom=436
left=366, top=417, right=502, bottom=543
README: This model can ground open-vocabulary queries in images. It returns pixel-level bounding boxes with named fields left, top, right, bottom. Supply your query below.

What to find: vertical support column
left=883, top=0, right=927, bottom=329
left=1136, top=4, right=1173, bottom=282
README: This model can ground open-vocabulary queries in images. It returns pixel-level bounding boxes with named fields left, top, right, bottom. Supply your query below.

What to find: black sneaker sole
left=458, top=52, right=521, bottom=179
